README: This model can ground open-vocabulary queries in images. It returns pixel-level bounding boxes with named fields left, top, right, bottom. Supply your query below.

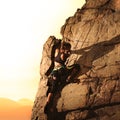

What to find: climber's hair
left=61, top=41, right=71, bottom=50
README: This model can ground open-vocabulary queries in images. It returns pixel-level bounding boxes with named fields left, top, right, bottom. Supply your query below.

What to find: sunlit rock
left=31, top=0, right=120, bottom=120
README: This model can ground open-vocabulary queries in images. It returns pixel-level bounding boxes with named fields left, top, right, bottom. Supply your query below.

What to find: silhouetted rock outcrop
left=31, top=0, right=120, bottom=120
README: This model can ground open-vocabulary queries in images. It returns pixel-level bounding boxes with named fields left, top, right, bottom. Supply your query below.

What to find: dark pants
left=47, top=64, right=80, bottom=95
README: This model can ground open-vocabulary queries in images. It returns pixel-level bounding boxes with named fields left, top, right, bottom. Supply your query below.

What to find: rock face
left=31, top=0, right=120, bottom=120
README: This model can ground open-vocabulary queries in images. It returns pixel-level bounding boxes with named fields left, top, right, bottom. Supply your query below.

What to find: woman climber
left=44, top=40, right=80, bottom=114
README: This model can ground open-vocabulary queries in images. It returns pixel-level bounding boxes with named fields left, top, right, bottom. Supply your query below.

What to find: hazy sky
left=0, top=0, right=85, bottom=101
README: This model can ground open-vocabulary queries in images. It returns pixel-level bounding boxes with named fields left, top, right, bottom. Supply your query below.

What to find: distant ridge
left=18, top=98, right=33, bottom=106
left=0, top=97, right=32, bottom=120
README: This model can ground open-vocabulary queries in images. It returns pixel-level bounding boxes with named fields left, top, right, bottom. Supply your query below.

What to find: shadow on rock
left=72, top=34, right=120, bottom=75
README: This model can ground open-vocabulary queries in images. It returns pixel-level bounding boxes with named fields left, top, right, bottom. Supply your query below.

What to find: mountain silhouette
left=0, top=98, right=33, bottom=120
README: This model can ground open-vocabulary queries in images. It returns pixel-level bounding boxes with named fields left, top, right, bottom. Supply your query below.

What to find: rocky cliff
left=31, top=0, right=120, bottom=120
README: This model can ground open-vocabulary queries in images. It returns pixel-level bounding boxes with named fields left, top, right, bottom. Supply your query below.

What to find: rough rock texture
left=31, top=0, right=120, bottom=120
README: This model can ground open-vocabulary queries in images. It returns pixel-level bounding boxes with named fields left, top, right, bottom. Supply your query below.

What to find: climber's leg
left=66, top=64, right=80, bottom=83
left=44, top=70, right=59, bottom=114
left=46, top=93, right=53, bottom=103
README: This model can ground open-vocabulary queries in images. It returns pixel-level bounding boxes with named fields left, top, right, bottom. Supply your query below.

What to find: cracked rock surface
left=31, top=0, right=120, bottom=120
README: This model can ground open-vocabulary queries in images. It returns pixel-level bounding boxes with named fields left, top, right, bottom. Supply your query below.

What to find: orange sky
left=0, top=0, right=85, bottom=102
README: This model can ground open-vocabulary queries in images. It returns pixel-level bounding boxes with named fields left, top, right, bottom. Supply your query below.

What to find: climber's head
left=60, top=42, right=71, bottom=56
left=62, top=42, right=71, bottom=50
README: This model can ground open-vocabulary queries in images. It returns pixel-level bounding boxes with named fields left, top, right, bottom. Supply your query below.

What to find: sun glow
left=0, top=0, right=85, bottom=101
